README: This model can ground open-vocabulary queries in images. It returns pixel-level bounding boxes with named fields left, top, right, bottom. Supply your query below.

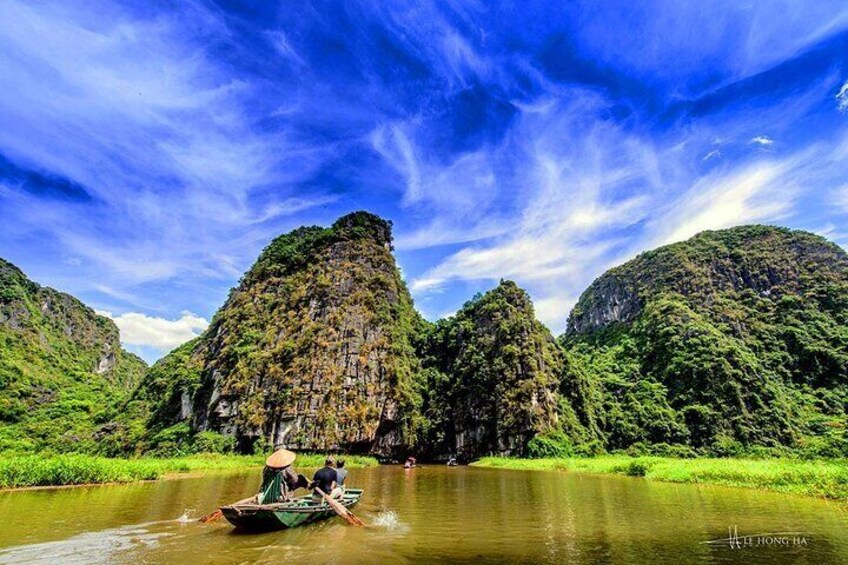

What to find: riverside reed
left=0, top=453, right=378, bottom=489
left=473, top=456, right=848, bottom=500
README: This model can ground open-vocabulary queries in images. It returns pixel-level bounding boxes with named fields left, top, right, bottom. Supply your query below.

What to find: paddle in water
left=199, top=496, right=253, bottom=524
left=199, top=509, right=223, bottom=523
left=315, top=488, right=366, bottom=526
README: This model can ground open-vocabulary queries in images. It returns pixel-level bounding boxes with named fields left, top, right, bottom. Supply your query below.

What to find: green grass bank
left=0, top=453, right=378, bottom=489
left=472, top=456, right=848, bottom=500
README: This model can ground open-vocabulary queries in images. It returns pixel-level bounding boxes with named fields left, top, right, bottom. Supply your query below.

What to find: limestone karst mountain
left=0, top=258, right=146, bottom=453
left=5, top=217, right=845, bottom=460
left=564, top=225, right=848, bottom=456
left=135, top=212, right=426, bottom=456
left=418, top=280, right=583, bottom=460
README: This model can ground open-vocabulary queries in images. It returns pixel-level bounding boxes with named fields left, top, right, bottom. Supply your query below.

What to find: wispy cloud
left=0, top=0, right=337, bottom=292
left=407, top=87, right=829, bottom=333
left=838, top=81, right=848, bottom=113
left=814, top=222, right=848, bottom=248
left=2, top=0, right=848, bottom=353
left=406, top=92, right=661, bottom=330
left=372, top=122, right=508, bottom=249
left=652, top=159, right=799, bottom=246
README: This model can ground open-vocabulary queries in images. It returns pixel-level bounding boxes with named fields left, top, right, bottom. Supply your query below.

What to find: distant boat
left=220, top=489, right=364, bottom=532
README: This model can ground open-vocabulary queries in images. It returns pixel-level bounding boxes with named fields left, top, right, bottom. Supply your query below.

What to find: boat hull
left=221, top=488, right=363, bottom=532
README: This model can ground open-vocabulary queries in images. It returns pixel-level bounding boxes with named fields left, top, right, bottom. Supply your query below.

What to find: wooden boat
left=220, top=488, right=364, bottom=531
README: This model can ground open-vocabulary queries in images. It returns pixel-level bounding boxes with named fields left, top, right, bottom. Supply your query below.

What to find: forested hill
left=0, top=259, right=146, bottom=453
left=130, top=212, right=427, bottom=456
left=418, top=281, right=579, bottom=460
left=118, top=221, right=848, bottom=460
left=563, top=225, right=848, bottom=457
left=130, top=215, right=584, bottom=459
left=3, top=218, right=846, bottom=461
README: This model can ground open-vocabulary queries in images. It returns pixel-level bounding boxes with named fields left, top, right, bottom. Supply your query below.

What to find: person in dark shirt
left=310, top=457, right=338, bottom=502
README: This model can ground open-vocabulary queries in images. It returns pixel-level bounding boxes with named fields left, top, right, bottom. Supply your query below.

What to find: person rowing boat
left=258, top=448, right=309, bottom=504
left=204, top=449, right=365, bottom=531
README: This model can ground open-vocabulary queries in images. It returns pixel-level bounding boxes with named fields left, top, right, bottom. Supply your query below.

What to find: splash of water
left=176, top=509, right=196, bottom=524
left=372, top=511, right=403, bottom=530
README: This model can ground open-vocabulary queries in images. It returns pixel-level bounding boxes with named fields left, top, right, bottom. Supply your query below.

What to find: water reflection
left=1, top=466, right=846, bottom=564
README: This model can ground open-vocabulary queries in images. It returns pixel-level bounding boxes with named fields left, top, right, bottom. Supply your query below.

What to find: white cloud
left=265, top=31, right=306, bottom=67
left=370, top=124, right=423, bottom=204
left=405, top=95, right=662, bottom=335
left=93, top=284, right=141, bottom=304
left=408, top=93, right=658, bottom=295
left=395, top=218, right=509, bottom=250
left=750, top=135, right=774, bottom=146
left=405, top=84, right=818, bottom=332
left=0, top=0, right=334, bottom=293
left=533, top=296, right=577, bottom=334
left=837, top=80, right=848, bottom=113
left=372, top=122, right=506, bottom=250
left=703, top=149, right=721, bottom=161
left=371, top=123, right=500, bottom=211
left=360, top=2, right=493, bottom=91
left=99, top=310, right=208, bottom=351
left=653, top=160, right=798, bottom=246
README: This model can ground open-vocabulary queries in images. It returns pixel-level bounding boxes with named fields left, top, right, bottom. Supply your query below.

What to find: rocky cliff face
left=141, top=212, right=425, bottom=456
left=133, top=222, right=847, bottom=459
left=0, top=259, right=146, bottom=452
left=564, top=226, right=848, bottom=455
left=420, top=281, right=569, bottom=460
left=567, top=225, right=848, bottom=333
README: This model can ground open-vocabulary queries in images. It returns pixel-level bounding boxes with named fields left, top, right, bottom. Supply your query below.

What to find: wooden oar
left=199, top=496, right=253, bottom=523
left=315, top=488, right=365, bottom=526
left=199, top=509, right=223, bottom=523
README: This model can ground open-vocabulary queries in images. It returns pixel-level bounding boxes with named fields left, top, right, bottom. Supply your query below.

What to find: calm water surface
left=0, top=465, right=846, bottom=564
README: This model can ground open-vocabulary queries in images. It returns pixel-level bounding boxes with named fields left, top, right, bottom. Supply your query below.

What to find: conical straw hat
left=266, top=448, right=296, bottom=468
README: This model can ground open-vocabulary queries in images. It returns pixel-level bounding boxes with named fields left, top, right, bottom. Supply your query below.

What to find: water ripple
left=0, top=524, right=172, bottom=565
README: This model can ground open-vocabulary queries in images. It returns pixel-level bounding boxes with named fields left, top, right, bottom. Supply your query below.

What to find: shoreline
left=0, top=467, right=262, bottom=493
left=471, top=455, right=848, bottom=500
left=0, top=453, right=379, bottom=491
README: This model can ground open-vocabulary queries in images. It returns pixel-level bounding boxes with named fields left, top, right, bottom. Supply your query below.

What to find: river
left=0, top=465, right=846, bottom=564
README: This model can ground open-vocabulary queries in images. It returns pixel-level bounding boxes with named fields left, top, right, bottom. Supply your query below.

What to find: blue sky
left=1, top=1, right=847, bottom=363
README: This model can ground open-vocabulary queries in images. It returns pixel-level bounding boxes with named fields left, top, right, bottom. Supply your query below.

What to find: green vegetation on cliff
left=419, top=281, right=582, bottom=459
left=135, top=212, right=427, bottom=456
left=0, top=259, right=146, bottom=454
left=563, top=226, right=848, bottom=457
left=122, top=222, right=848, bottom=461
left=3, top=216, right=846, bottom=469
left=104, top=339, right=206, bottom=456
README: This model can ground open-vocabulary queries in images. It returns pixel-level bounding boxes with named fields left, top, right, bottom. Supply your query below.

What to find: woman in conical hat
left=259, top=449, right=307, bottom=502
left=266, top=448, right=296, bottom=468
